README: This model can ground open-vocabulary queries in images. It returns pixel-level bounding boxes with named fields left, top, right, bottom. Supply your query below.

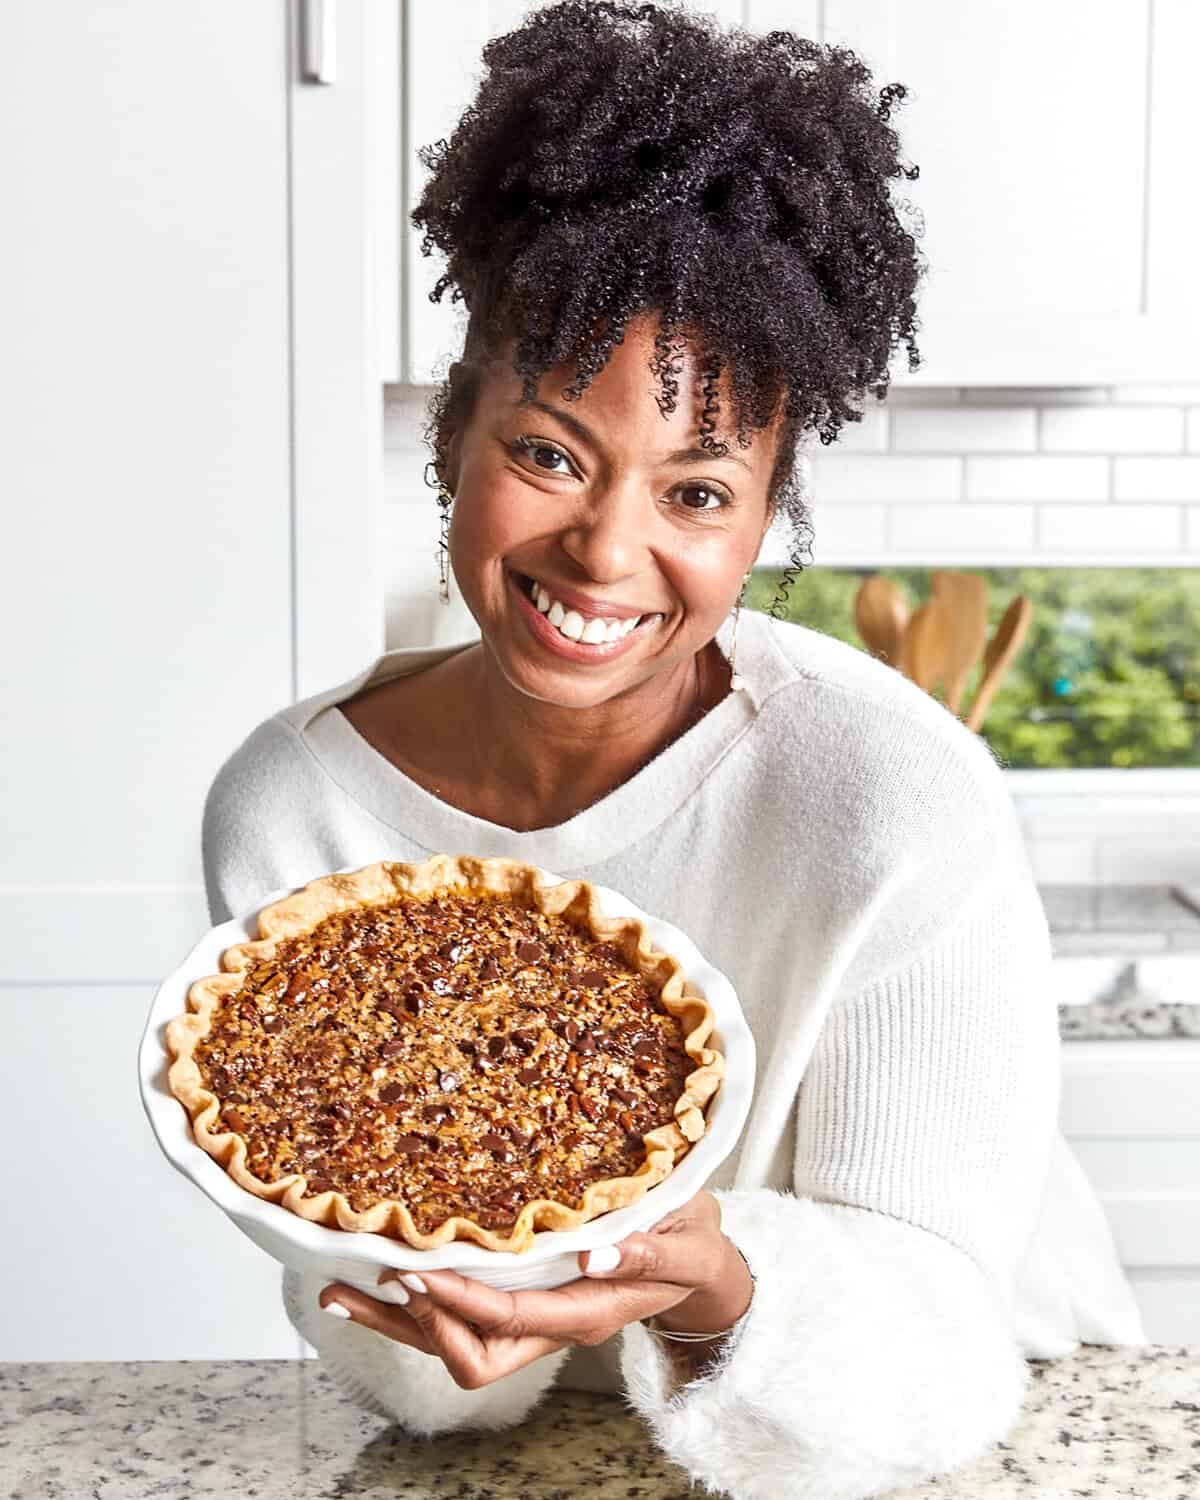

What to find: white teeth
left=526, top=575, right=647, bottom=645
left=580, top=617, right=609, bottom=645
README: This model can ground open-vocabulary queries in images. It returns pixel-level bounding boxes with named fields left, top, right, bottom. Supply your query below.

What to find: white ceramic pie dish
left=138, top=862, right=756, bottom=1296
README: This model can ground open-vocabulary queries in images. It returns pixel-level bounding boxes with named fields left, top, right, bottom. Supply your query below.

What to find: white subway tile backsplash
left=381, top=383, right=1200, bottom=568
left=1099, top=841, right=1200, bottom=885
left=829, top=404, right=888, bottom=452
left=810, top=455, right=961, bottom=502
left=891, top=405, right=1036, bottom=452
left=1021, top=838, right=1100, bottom=885
left=803, top=504, right=888, bottom=559
left=1041, top=406, right=1184, bottom=453
left=1113, top=458, right=1200, bottom=502
left=886, top=503, right=1034, bottom=552
left=1037, top=504, right=1181, bottom=552
left=965, top=455, right=1108, bottom=502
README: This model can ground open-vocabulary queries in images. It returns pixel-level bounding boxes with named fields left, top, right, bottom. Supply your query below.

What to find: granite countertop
left=2, top=1346, right=1196, bottom=1499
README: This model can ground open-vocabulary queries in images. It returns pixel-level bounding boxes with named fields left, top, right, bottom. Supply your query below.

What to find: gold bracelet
left=640, top=1244, right=757, bottom=1342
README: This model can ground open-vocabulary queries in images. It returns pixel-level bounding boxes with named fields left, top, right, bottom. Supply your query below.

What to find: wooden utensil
left=854, top=575, right=910, bottom=666
left=897, top=595, right=955, bottom=694
left=965, top=595, right=1033, bottom=732
left=931, top=570, right=990, bottom=717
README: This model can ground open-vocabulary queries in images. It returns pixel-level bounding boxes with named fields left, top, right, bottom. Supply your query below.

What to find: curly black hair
left=413, top=0, right=923, bottom=617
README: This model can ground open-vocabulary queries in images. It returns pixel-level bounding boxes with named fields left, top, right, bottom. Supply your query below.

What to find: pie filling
left=191, top=890, right=692, bottom=1234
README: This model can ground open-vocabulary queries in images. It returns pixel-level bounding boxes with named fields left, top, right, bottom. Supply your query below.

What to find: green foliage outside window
left=746, top=567, right=1200, bottom=769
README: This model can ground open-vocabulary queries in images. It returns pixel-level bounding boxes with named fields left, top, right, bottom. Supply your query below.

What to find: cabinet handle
left=301, top=0, right=336, bottom=85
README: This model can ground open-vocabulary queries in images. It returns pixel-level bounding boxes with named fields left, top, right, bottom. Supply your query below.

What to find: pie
left=165, top=854, right=725, bottom=1252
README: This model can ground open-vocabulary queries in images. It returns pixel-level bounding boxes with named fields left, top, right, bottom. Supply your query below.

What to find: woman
left=202, top=5, right=1144, bottom=1496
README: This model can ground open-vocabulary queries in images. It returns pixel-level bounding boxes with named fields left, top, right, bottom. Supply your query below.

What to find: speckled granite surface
left=1, top=1346, right=1195, bottom=1499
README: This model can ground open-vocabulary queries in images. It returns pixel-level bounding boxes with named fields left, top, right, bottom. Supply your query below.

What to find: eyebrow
left=514, top=397, right=753, bottom=473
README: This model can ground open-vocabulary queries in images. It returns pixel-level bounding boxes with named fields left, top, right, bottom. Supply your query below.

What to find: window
left=747, top=567, right=1200, bottom=770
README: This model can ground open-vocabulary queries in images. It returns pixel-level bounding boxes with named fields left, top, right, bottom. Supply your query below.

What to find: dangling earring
left=729, top=569, right=752, bottom=692
left=424, top=460, right=455, bottom=604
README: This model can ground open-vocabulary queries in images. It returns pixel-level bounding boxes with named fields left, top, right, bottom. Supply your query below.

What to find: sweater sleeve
left=615, top=855, right=1058, bottom=1500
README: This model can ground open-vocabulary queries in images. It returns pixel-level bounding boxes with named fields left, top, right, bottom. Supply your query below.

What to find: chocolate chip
left=422, top=1104, right=451, bottom=1124
left=478, top=956, right=501, bottom=982
left=511, top=1030, right=537, bottom=1054
left=331, top=1101, right=353, bottom=1120
left=562, top=1019, right=580, bottom=1044
left=224, top=1108, right=248, bottom=1134
left=405, top=990, right=426, bottom=1016
left=438, top=1070, right=461, bottom=1092
left=633, top=1059, right=654, bottom=1076
left=379, top=1082, right=406, bottom=1104
left=516, top=940, right=543, bottom=963
left=262, top=1015, right=285, bottom=1034
left=575, top=1031, right=596, bottom=1055
left=438, top=940, right=465, bottom=961
left=518, top=1066, right=540, bottom=1085
left=578, top=968, right=606, bottom=989
left=486, top=1035, right=507, bottom=1058
left=394, top=1133, right=425, bottom=1154
left=379, top=1039, right=406, bottom=1058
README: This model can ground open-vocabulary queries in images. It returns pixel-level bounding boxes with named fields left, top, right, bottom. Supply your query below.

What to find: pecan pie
left=165, top=855, right=725, bottom=1252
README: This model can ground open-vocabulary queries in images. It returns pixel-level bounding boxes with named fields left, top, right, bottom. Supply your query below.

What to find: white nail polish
left=375, top=1279, right=411, bottom=1306
left=400, top=1273, right=427, bottom=1294
left=584, top=1244, right=621, bottom=1274
left=322, top=1301, right=351, bottom=1319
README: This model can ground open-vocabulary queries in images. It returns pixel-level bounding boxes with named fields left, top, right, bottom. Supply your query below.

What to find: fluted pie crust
left=165, top=855, right=725, bottom=1252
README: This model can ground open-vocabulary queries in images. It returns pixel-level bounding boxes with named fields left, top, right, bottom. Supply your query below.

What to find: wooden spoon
left=931, top=571, right=990, bottom=718
left=897, top=595, right=955, bottom=695
left=854, top=575, right=910, bottom=667
left=965, top=595, right=1033, bottom=733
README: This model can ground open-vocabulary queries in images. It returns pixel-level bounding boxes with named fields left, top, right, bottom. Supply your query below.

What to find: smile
left=508, top=570, right=664, bottom=661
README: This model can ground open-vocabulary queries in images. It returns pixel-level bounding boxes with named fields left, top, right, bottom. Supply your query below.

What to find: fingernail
left=375, top=1278, right=411, bottom=1306
left=400, top=1273, right=427, bottom=1294
left=584, top=1245, right=621, bottom=1274
left=322, top=1300, right=352, bottom=1319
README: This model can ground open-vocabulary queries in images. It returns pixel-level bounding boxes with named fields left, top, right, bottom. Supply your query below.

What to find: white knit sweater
left=201, top=607, right=1146, bottom=1500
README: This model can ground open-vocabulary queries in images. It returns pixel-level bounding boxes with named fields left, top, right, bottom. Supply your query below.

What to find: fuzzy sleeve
left=616, top=861, right=1058, bottom=1500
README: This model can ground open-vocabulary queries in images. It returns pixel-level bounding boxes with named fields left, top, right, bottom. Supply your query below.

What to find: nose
left=557, top=478, right=652, bottom=585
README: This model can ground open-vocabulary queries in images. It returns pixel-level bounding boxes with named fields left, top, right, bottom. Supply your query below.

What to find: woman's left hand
left=317, top=1189, right=750, bottom=1390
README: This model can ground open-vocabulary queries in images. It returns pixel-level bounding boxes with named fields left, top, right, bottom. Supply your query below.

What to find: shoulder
left=744, top=611, right=1021, bottom=864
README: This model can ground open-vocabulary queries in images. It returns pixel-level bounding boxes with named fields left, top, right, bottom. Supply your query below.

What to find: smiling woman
left=200, top=4, right=1146, bottom=1498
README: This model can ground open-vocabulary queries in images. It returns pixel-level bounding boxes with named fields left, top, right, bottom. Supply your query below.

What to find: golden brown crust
left=165, top=855, right=724, bottom=1252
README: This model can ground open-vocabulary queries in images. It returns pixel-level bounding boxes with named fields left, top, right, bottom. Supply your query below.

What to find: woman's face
left=444, top=312, right=782, bottom=711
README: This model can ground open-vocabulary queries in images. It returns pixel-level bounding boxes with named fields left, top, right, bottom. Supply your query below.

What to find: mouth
left=508, top=569, right=665, bottom=659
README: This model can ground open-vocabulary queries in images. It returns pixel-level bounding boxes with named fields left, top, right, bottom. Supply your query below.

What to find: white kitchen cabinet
left=1, top=0, right=385, bottom=1359
left=1061, top=1040, right=1200, bottom=1344
left=398, top=0, right=1200, bottom=387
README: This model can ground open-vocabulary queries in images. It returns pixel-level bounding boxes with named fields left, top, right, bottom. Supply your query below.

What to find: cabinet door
left=823, top=0, right=1200, bottom=384
left=0, top=0, right=296, bottom=1358
left=404, top=0, right=1199, bottom=387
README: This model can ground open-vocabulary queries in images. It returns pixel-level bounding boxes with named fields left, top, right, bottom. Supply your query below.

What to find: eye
left=511, top=435, right=575, bottom=475
left=673, top=483, right=731, bottom=512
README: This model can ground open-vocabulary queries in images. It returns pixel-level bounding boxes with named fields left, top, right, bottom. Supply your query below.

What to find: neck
left=461, top=639, right=727, bottom=830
